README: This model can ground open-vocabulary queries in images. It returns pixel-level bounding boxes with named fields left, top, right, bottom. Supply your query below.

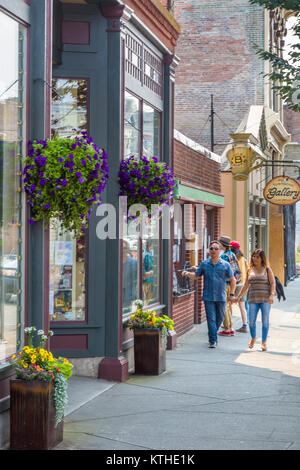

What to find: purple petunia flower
left=79, top=177, right=85, bottom=184
left=57, top=157, right=64, bottom=163
left=81, top=159, right=86, bottom=166
left=45, top=203, right=50, bottom=209
left=76, top=172, right=82, bottom=178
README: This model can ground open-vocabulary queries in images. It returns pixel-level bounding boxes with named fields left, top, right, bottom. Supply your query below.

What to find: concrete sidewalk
left=56, top=278, right=300, bottom=450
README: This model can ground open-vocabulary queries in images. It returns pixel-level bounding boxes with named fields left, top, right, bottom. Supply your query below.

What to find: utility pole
left=210, top=94, right=215, bottom=153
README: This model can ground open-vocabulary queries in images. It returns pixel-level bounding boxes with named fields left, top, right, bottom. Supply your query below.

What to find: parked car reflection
left=1, top=254, right=18, bottom=303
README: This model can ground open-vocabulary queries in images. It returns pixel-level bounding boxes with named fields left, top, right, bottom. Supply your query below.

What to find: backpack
left=266, top=268, right=286, bottom=302
left=223, top=251, right=242, bottom=284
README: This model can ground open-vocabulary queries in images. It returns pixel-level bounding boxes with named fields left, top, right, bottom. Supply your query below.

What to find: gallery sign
left=263, top=176, right=300, bottom=205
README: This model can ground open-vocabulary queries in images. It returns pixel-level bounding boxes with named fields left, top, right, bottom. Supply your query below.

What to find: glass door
left=0, top=11, right=27, bottom=361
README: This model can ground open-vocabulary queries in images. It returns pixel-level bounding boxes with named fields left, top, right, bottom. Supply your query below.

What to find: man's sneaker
left=209, top=342, right=217, bottom=348
left=236, top=326, right=248, bottom=333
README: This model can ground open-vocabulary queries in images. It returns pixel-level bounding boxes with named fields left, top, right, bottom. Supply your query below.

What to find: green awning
left=174, top=181, right=225, bottom=207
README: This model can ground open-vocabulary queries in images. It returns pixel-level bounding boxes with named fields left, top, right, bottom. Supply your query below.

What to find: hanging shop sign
left=227, top=146, right=264, bottom=181
left=263, top=176, right=300, bottom=206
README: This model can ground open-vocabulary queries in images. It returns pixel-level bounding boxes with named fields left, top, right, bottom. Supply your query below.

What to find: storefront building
left=172, top=130, right=224, bottom=333
left=0, top=0, right=180, bottom=447
left=172, top=1, right=292, bottom=284
left=221, top=105, right=290, bottom=283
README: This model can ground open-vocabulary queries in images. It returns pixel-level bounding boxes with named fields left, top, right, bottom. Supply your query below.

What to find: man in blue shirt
left=182, top=240, right=236, bottom=348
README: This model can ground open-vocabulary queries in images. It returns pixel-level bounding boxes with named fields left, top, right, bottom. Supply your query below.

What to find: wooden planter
left=10, top=379, right=63, bottom=450
left=134, top=329, right=166, bottom=375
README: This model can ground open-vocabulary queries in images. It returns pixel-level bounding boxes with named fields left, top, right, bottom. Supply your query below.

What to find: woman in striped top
left=235, top=249, right=276, bottom=351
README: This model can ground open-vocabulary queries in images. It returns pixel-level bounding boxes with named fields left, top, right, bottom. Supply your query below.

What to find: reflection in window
left=124, top=91, right=161, bottom=159
left=122, top=218, right=160, bottom=315
left=122, top=230, right=138, bottom=315
left=143, top=103, right=160, bottom=158
left=49, top=223, right=86, bottom=322
left=142, top=219, right=159, bottom=306
left=51, top=79, right=88, bottom=138
left=172, top=203, right=195, bottom=297
left=124, top=92, right=140, bottom=158
left=0, top=12, right=26, bottom=358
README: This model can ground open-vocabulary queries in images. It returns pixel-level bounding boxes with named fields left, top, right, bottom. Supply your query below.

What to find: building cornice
left=125, top=0, right=180, bottom=44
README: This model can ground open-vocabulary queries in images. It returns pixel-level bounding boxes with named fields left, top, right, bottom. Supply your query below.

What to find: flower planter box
left=10, top=379, right=63, bottom=450
left=134, top=329, right=166, bottom=375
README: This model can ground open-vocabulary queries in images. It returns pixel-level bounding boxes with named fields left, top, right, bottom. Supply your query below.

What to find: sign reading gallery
left=264, top=176, right=300, bottom=205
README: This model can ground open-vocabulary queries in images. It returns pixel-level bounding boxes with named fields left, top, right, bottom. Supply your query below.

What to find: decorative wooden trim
left=100, top=3, right=125, bottom=19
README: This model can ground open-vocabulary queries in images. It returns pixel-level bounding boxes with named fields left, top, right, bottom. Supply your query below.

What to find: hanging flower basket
left=23, top=131, right=109, bottom=238
left=118, top=156, right=177, bottom=220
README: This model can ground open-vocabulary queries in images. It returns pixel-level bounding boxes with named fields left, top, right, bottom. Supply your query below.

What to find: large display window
left=122, top=91, right=161, bottom=315
left=50, top=78, right=88, bottom=323
left=0, top=11, right=26, bottom=360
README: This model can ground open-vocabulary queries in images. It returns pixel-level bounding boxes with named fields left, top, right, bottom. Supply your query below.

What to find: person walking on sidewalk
left=230, top=240, right=249, bottom=333
left=182, top=240, right=236, bottom=348
left=218, top=236, right=239, bottom=337
left=234, top=249, right=276, bottom=351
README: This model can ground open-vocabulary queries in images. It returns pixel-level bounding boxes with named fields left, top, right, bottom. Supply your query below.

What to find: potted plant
left=118, top=156, right=177, bottom=220
left=9, top=327, right=73, bottom=450
left=23, top=131, right=109, bottom=238
left=125, top=300, right=174, bottom=375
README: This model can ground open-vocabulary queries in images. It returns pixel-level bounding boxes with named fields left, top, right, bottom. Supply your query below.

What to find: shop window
left=122, top=90, right=161, bottom=314
left=249, top=201, right=254, bottom=217
left=143, top=103, right=160, bottom=158
left=122, top=231, right=139, bottom=315
left=0, top=12, right=26, bottom=358
left=122, top=217, right=160, bottom=315
left=49, top=223, right=86, bottom=322
left=261, top=205, right=266, bottom=219
left=142, top=217, right=159, bottom=307
left=124, top=90, right=161, bottom=159
left=51, top=79, right=88, bottom=138
left=173, top=203, right=195, bottom=297
left=124, top=92, right=140, bottom=158
left=50, top=78, right=88, bottom=322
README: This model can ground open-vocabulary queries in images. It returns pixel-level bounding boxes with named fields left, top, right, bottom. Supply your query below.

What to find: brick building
left=283, top=105, right=300, bottom=282
left=173, top=0, right=266, bottom=154
left=173, top=1, right=291, bottom=284
left=284, top=104, right=300, bottom=144
left=172, top=130, right=224, bottom=332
